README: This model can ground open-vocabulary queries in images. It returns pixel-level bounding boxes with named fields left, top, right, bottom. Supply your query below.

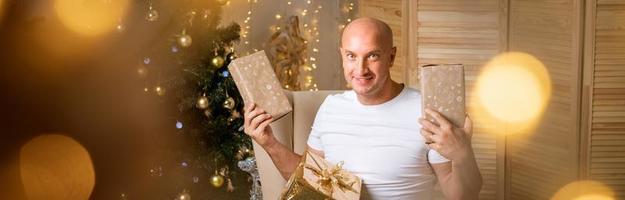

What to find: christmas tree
left=137, top=0, right=259, bottom=199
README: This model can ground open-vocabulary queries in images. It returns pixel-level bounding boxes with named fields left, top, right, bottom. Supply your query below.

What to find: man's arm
left=244, top=103, right=299, bottom=179
left=261, top=137, right=301, bottom=179
left=244, top=103, right=325, bottom=179
left=431, top=151, right=482, bottom=200
left=419, top=109, right=482, bottom=199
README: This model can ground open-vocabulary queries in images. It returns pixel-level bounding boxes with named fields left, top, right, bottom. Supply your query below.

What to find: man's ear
left=390, top=46, right=397, bottom=65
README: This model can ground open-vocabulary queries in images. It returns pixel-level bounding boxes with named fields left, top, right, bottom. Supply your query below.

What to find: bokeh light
left=54, top=0, right=129, bottom=36
left=552, top=180, right=615, bottom=200
left=573, top=194, right=614, bottom=200
left=20, top=134, right=95, bottom=200
left=472, top=52, right=551, bottom=134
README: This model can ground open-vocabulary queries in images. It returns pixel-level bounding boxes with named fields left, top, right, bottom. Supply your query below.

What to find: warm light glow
left=552, top=181, right=615, bottom=200
left=474, top=52, right=551, bottom=129
left=55, top=0, right=129, bottom=36
left=573, top=194, right=613, bottom=200
left=0, top=0, right=4, bottom=21
left=20, top=134, right=95, bottom=200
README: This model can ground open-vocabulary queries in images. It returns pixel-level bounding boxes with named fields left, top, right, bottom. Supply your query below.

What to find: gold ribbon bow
left=305, top=154, right=358, bottom=197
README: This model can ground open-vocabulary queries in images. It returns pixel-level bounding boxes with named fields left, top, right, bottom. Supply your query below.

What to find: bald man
left=244, top=17, right=482, bottom=199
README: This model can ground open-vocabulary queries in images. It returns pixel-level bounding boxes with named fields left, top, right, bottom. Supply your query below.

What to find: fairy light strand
left=241, top=0, right=358, bottom=91
left=240, top=0, right=257, bottom=55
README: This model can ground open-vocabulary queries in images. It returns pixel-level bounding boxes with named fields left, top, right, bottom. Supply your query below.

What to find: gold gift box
left=420, top=64, right=466, bottom=127
left=280, top=151, right=362, bottom=200
left=228, top=50, right=293, bottom=121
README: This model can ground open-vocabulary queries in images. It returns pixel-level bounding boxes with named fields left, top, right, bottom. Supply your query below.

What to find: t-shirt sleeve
left=428, top=149, right=450, bottom=164
left=306, top=97, right=329, bottom=151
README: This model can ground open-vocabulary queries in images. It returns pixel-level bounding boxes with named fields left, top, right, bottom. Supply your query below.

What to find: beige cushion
left=253, top=90, right=343, bottom=199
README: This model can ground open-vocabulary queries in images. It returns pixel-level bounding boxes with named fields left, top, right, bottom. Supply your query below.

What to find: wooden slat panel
left=590, top=0, right=625, bottom=197
left=414, top=1, right=504, bottom=199
left=507, top=0, right=583, bottom=199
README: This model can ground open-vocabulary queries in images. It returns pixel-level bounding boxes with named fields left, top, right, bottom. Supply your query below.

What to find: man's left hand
left=418, top=108, right=474, bottom=161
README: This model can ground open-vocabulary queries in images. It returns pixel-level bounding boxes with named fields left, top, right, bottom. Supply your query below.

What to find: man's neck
left=356, top=81, right=404, bottom=105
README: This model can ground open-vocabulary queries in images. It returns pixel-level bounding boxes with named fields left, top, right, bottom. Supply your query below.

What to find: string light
left=305, top=1, right=324, bottom=91
left=338, top=0, right=356, bottom=33
left=240, top=0, right=336, bottom=91
left=239, top=0, right=257, bottom=55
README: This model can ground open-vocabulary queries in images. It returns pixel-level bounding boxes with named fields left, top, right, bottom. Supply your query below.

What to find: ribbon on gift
left=304, top=154, right=359, bottom=197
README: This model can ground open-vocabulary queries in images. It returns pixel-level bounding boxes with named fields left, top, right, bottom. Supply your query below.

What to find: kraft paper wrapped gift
left=279, top=151, right=362, bottom=200
left=420, top=64, right=466, bottom=127
left=228, top=50, right=292, bottom=121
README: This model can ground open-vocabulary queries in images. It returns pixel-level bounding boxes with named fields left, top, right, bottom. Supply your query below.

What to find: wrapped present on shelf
left=420, top=64, right=466, bottom=127
left=228, top=50, right=292, bottom=121
left=280, top=151, right=362, bottom=200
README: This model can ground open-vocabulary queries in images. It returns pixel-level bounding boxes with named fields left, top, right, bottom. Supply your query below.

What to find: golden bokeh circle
left=552, top=180, right=615, bottom=200
left=474, top=52, right=551, bottom=132
left=54, top=0, right=129, bottom=36
left=20, top=134, right=95, bottom=200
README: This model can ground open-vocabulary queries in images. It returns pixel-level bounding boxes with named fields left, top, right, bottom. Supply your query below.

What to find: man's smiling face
left=340, top=18, right=396, bottom=98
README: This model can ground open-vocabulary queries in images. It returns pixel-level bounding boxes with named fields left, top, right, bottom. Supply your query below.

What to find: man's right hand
left=243, top=103, right=276, bottom=148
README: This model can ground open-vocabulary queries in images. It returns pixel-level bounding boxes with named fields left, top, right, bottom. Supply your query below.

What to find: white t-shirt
left=307, top=86, right=450, bottom=200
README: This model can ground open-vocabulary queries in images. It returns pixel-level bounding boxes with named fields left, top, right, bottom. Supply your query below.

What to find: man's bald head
left=339, top=17, right=398, bottom=103
left=341, top=17, right=394, bottom=50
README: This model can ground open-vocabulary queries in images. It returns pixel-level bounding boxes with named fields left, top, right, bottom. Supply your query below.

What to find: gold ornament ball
left=210, top=174, right=225, bottom=188
left=223, top=97, right=235, bottom=110
left=196, top=96, right=209, bottom=109
left=211, top=56, right=225, bottom=68
left=178, top=34, right=192, bottom=48
left=216, top=0, right=229, bottom=6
